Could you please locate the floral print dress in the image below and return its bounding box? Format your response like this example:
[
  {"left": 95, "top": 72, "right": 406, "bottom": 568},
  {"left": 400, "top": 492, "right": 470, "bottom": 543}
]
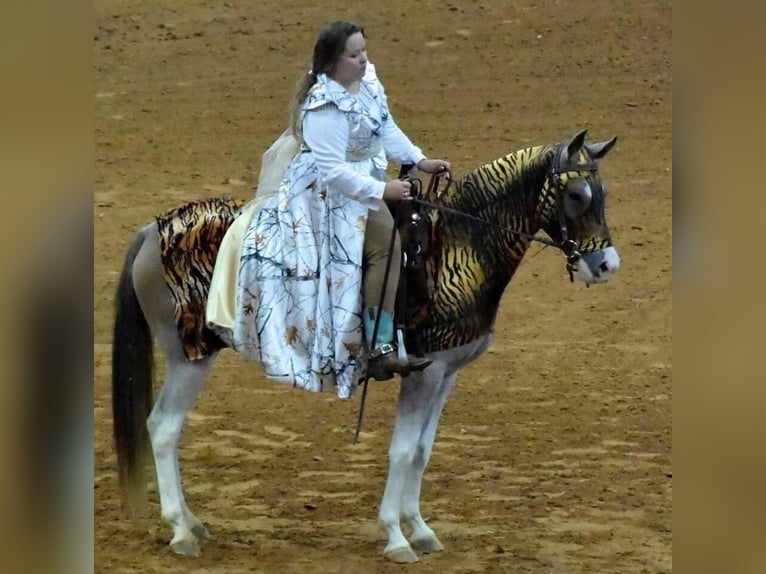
[{"left": 231, "top": 64, "right": 424, "bottom": 398}]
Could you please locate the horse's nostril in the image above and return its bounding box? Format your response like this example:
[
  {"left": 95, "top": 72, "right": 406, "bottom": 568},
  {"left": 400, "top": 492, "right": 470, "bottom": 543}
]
[{"left": 599, "top": 261, "right": 610, "bottom": 272}]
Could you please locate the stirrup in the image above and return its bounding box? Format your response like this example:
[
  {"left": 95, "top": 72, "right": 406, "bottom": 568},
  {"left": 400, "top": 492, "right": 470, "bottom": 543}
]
[
  {"left": 407, "top": 356, "right": 432, "bottom": 372},
  {"left": 366, "top": 344, "right": 432, "bottom": 381},
  {"left": 367, "top": 344, "right": 397, "bottom": 381},
  {"left": 369, "top": 343, "right": 396, "bottom": 360}
]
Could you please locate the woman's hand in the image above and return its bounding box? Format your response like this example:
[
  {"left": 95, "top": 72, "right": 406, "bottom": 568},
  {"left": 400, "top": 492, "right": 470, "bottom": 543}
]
[
  {"left": 383, "top": 179, "right": 413, "bottom": 201},
  {"left": 417, "top": 158, "right": 452, "bottom": 178}
]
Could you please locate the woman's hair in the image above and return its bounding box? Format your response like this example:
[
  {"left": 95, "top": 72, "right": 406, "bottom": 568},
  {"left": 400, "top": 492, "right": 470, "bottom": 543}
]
[{"left": 289, "top": 21, "right": 365, "bottom": 138}]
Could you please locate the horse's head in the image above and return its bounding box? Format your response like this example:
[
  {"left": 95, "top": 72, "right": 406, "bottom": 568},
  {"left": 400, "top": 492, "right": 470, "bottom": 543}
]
[{"left": 540, "top": 129, "right": 620, "bottom": 285}]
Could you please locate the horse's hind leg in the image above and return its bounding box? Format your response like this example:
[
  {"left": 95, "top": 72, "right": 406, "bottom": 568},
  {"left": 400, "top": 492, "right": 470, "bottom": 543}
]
[
  {"left": 147, "top": 357, "right": 212, "bottom": 556},
  {"left": 133, "top": 224, "right": 214, "bottom": 556}
]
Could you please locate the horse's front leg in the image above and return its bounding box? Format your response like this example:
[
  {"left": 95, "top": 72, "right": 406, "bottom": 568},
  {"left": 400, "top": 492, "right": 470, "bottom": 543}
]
[
  {"left": 402, "top": 371, "right": 457, "bottom": 554},
  {"left": 378, "top": 365, "right": 446, "bottom": 563}
]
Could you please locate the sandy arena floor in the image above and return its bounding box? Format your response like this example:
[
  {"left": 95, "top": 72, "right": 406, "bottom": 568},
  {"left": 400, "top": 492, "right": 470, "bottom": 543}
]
[{"left": 94, "top": 1, "right": 672, "bottom": 572}]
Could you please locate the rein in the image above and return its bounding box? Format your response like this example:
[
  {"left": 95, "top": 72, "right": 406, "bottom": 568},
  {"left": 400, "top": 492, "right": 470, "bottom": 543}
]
[
  {"left": 411, "top": 196, "right": 560, "bottom": 249},
  {"left": 411, "top": 145, "right": 601, "bottom": 281},
  {"left": 353, "top": 145, "right": 603, "bottom": 442}
]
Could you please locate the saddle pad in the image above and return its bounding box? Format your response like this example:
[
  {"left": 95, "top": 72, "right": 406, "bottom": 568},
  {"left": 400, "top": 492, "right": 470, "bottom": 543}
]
[{"left": 155, "top": 197, "right": 246, "bottom": 360}]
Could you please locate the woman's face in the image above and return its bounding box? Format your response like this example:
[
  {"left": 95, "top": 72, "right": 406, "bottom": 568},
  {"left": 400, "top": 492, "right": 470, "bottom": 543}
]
[{"left": 331, "top": 32, "right": 367, "bottom": 88}]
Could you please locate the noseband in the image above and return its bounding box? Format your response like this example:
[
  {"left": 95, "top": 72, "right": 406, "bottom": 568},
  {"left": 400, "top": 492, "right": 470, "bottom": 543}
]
[
  {"left": 406, "top": 143, "right": 604, "bottom": 282},
  {"left": 549, "top": 144, "right": 600, "bottom": 282}
]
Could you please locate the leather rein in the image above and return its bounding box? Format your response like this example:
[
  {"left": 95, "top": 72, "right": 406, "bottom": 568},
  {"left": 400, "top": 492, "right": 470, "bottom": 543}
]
[{"left": 406, "top": 144, "right": 601, "bottom": 282}]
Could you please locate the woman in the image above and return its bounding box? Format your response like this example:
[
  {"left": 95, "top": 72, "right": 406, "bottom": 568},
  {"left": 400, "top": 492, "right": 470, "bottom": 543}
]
[{"left": 228, "top": 21, "right": 450, "bottom": 397}]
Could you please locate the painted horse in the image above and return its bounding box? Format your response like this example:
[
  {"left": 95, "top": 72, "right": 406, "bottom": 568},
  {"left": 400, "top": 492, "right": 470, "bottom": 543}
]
[{"left": 111, "top": 129, "right": 620, "bottom": 563}]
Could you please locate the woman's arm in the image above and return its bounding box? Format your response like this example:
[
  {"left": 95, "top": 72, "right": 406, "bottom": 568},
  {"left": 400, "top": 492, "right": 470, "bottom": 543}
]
[
  {"left": 380, "top": 111, "right": 427, "bottom": 168},
  {"left": 375, "top": 75, "right": 451, "bottom": 176},
  {"left": 303, "top": 105, "right": 386, "bottom": 209}
]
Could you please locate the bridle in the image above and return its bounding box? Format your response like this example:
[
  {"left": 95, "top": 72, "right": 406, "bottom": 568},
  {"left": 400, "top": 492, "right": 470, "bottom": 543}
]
[
  {"left": 549, "top": 143, "right": 601, "bottom": 281},
  {"left": 354, "top": 145, "right": 605, "bottom": 442},
  {"left": 409, "top": 143, "right": 603, "bottom": 282}
]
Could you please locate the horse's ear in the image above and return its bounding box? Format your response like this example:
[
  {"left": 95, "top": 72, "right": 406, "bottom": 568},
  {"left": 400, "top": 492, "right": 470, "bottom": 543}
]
[
  {"left": 585, "top": 136, "right": 618, "bottom": 160},
  {"left": 565, "top": 129, "right": 588, "bottom": 159}
]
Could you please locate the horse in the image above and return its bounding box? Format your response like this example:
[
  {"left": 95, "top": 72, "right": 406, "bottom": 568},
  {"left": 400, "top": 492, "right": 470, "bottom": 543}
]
[{"left": 111, "top": 129, "right": 620, "bottom": 563}]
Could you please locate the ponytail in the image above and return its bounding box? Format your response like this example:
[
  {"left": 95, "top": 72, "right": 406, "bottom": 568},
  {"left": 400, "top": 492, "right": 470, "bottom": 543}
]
[{"left": 289, "top": 71, "right": 317, "bottom": 139}]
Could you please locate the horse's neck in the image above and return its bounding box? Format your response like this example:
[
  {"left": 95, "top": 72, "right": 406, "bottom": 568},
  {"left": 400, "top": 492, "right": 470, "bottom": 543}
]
[
  {"left": 437, "top": 146, "right": 552, "bottom": 292},
  {"left": 417, "top": 146, "right": 552, "bottom": 353}
]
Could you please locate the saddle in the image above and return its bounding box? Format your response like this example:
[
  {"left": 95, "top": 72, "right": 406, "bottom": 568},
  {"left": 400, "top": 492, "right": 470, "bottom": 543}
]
[
  {"left": 385, "top": 165, "right": 445, "bottom": 356},
  {"left": 155, "top": 174, "right": 444, "bottom": 364}
]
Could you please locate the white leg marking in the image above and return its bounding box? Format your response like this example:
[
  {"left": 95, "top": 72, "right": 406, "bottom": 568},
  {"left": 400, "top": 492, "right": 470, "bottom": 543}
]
[
  {"left": 403, "top": 372, "right": 456, "bottom": 553},
  {"left": 378, "top": 365, "right": 447, "bottom": 561},
  {"left": 147, "top": 359, "right": 211, "bottom": 556}
]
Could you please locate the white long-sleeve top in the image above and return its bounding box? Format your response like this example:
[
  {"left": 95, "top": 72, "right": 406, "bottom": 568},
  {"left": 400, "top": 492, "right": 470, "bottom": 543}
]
[
  {"left": 229, "top": 65, "right": 427, "bottom": 398},
  {"left": 301, "top": 65, "right": 426, "bottom": 210}
]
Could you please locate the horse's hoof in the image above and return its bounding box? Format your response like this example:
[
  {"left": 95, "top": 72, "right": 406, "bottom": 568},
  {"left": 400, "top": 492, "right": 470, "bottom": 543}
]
[
  {"left": 191, "top": 523, "right": 212, "bottom": 540},
  {"left": 170, "top": 536, "right": 200, "bottom": 557},
  {"left": 411, "top": 535, "right": 444, "bottom": 554},
  {"left": 383, "top": 545, "right": 419, "bottom": 563}
]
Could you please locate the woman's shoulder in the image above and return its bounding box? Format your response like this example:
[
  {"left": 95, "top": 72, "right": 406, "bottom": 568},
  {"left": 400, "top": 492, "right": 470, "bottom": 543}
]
[
  {"left": 361, "top": 62, "right": 388, "bottom": 105},
  {"left": 361, "top": 62, "right": 386, "bottom": 93},
  {"left": 304, "top": 74, "right": 357, "bottom": 112},
  {"left": 303, "top": 62, "right": 384, "bottom": 112},
  {"left": 362, "top": 62, "right": 380, "bottom": 83}
]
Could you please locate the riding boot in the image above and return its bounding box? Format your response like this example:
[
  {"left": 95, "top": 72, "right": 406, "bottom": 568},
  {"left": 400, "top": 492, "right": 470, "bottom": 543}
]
[{"left": 363, "top": 307, "right": 432, "bottom": 381}]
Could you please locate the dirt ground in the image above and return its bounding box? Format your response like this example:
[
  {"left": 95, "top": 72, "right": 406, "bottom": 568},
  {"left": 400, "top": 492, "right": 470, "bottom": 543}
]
[{"left": 94, "top": 1, "right": 672, "bottom": 572}]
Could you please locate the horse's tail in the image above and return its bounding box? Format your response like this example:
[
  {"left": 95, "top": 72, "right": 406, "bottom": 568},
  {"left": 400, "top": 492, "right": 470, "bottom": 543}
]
[{"left": 111, "top": 226, "right": 154, "bottom": 515}]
